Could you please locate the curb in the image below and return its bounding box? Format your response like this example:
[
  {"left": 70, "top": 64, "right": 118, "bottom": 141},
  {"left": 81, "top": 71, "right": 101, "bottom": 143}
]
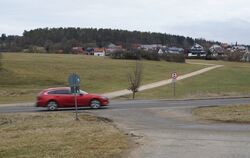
[
  {"left": 1, "top": 96, "right": 250, "bottom": 107},
  {"left": 151, "top": 96, "right": 250, "bottom": 102},
  {"left": 0, "top": 102, "right": 34, "bottom": 107}
]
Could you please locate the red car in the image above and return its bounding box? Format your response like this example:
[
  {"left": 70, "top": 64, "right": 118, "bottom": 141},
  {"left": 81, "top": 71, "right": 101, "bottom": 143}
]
[{"left": 36, "top": 87, "right": 109, "bottom": 110}]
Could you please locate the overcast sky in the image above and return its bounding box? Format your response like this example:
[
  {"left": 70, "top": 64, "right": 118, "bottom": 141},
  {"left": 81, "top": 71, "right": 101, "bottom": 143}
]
[{"left": 1, "top": 0, "right": 250, "bottom": 44}]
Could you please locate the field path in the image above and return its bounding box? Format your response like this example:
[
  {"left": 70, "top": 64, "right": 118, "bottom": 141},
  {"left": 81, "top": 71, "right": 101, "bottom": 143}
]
[{"left": 102, "top": 63, "right": 223, "bottom": 99}]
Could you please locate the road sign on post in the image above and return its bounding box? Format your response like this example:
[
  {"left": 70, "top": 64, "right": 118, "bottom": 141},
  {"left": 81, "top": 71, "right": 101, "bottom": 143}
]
[
  {"left": 68, "top": 73, "right": 81, "bottom": 121},
  {"left": 68, "top": 73, "right": 80, "bottom": 87},
  {"left": 171, "top": 72, "right": 178, "bottom": 80},
  {"left": 171, "top": 72, "right": 178, "bottom": 97}
]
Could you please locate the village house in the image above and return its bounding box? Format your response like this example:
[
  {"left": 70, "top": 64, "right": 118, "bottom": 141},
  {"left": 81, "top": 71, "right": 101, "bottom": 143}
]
[
  {"left": 209, "top": 44, "right": 224, "bottom": 56},
  {"left": 221, "top": 43, "right": 230, "bottom": 49},
  {"left": 106, "top": 43, "right": 123, "bottom": 52},
  {"left": 158, "top": 47, "right": 184, "bottom": 54},
  {"left": 188, "top": 43, "right": 206, "bottom": 57},
  {"left": 93, "top": 48, "right": 106, "bottom": 56},
  {"left": 241, "top": 49, "right": 250, "bottom": 62},
  {"left": 139, "top": 44, "right": 163, "bottom": 51},
  {"left": 232, "top": 45, "right": 247, "bottom": 53},
  {"left": 71, "top": 47, "right": 84, "bottom": 54},
  {"left": 224, "top": 42, "right": 247, "bottom": 53},
  {"left": 158, "top": 48, "right": 165, "bottom": 54},
  {"left": 105, "top": 43, "right": 124, "bottom": 55},
  {"left": 85, "top": 47, "right": 94, "bottom": 55},
  {"left": 167, "top": 47, "right": 184, "bottom": 54},
  {"left": 131, "top": 44, "right": 141, "bottom": 50}
]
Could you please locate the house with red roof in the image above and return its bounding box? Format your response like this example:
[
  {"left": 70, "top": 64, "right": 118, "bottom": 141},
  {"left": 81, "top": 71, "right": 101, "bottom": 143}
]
[
  {"left": 93, "top": 48, "right": 106, "bottom": 56},
  {"left": 72, "top": 47, "right": 84, "bottom": 54}
]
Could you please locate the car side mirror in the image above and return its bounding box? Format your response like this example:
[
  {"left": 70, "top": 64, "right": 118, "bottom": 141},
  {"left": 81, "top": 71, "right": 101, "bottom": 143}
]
[{"left": 79, "top": 93, "right": 83, "bottom": 96}]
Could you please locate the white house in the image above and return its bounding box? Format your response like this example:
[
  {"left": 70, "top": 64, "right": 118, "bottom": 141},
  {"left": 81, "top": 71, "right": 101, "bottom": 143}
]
[
  {"left": 232, "top": 45, "right": 247, "bottom": 53},
  {"left": 158, "top": 47, "right": 184, "bottom": 54},
  {"left": 168, "top": 47, "right": 184, "bottom": 54},
  {"left": 139, "top": 44, "right": 163, "bottom": 51},
  {"left": 157, "top": 48, "right": 165, "bottom": 54},
  {"left": 188, "top": 43, "right": 206, "bottom": 57},
  {"left": 106, "top": 43, "right": 123, "bottom": 53},
  {"left": 93, "top": 48, "right": 106, "bottom": 56},
  {"left": 209, "top": 44, "right": 224, "bottom": 56}
]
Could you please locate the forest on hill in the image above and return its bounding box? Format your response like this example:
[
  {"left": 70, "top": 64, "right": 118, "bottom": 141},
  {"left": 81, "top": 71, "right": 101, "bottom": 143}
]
[{"left": 0, "top": 27, "right": 220, "bottom": 53}]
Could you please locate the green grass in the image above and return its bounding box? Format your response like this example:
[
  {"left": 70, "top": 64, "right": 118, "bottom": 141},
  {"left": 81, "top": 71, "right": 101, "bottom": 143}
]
[
  {"left": 0, "top": 53, "right": 205, "bottom": 103},
  {"left": 126, "top": 60, "right": 250, "bottom": 99},
  {"left": 193, "top": 105, "right": 250, "bottom": 123},
  {"left": 0, "top": 112, "right": 128, "bottom": 158}
]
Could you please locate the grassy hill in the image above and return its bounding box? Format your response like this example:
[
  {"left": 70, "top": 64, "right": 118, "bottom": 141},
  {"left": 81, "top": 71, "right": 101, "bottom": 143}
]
[
  {"left": 0, "top": 53, "right": 205, "bottom": 103},
  {"left": 128, "top": 60, "right": 250, "bottom": 99}
]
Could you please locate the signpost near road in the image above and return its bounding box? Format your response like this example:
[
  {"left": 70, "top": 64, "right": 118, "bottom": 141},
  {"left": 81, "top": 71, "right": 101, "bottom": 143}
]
[
  {"left": 171, "top": 72, "right": 178, "bottom": 97},
  {"left": 68, "top": 73, "right": 81, "bottom": 120}
]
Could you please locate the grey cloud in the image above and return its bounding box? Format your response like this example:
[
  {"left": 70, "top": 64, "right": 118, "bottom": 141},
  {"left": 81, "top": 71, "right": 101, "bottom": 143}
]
[
  {"left": 0, "top": 0, "right": 250, "bottom": 44},
  {"left": 163, "top": 19, "right": 250, "bottom": 44}
]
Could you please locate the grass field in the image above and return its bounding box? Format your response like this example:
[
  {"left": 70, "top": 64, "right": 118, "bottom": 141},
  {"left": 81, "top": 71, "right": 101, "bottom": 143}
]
[
  {"left": 126, "top": 60, "right": 250, "bottom": 99},
  {"left": 0, "top": 53, "right": 205, "bottom": 103},
  {"left": 0, "top": 112, "right": 128, "bottom": 158},
  {"left": 193, "top": 105, "right": 250, "bottom": 123}
]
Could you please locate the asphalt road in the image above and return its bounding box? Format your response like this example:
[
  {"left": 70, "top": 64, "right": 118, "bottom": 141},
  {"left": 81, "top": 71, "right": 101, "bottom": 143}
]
[{"left": 1, "top": 98, "right": 250, "bottom": 158}]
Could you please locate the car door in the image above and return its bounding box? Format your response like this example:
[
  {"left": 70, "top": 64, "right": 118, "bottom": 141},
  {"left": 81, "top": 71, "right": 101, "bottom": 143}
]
[
  {"left": 77, "top": 93, "right": 89, "bottom": 107},
  {"left": 54, "top": 89, "right": 74, "bottom": 107}
]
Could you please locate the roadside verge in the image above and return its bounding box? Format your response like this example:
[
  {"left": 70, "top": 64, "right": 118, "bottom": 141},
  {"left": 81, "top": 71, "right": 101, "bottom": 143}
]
[{"left": 0, "top": 63, "right": 223, "bottom": 107}]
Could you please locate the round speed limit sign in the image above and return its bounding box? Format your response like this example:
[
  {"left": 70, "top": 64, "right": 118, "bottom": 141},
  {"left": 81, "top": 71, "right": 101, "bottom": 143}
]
[{"left": 171, "top": 72, "right": 178, "bottom": 79}]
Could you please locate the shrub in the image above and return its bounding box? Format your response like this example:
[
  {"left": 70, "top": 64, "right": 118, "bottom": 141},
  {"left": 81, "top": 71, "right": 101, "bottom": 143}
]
[
  {"left": 224, "top": 52, "right": 245, "bottom": 62},
  {"left": 161, "top": 53, "right": 185, "bottom": 63},
  {"left": 110, "top": 50, "right": 185, "bottom": 63},
  {"left": 123, "top": 51, "right": 141, "bottom": 60},
  {"left": 110, "top": 50, "right": 140, "bottom": 60},
  {"left": 241, "top": 52, "right": 250, "bottom": 62},
  {"left": 28, "top": 46, "right": 46, "bottom": 53},
  {"left": 141, "top": 51, "right": 160, "bottom": 61}
]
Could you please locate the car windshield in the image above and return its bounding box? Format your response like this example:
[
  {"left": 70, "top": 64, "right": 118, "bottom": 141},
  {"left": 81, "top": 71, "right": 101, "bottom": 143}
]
[{"left": 80, "top": 90, "right": 88, "bottom": 95}]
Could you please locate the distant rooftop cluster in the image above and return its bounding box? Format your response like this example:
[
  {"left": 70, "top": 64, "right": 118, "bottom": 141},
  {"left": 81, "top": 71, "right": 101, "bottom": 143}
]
[
  {"left": 0, "top": 28, "right": 249, "bottom": 61},
  {"left": 68, "top": 42, "right": 249, "bottom": 59}
]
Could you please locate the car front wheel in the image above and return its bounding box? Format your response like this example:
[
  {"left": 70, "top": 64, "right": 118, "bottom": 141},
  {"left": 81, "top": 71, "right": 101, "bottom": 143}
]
[
  {"left": 47, "top": 101, "right": 58, "bottom": 111},
  {"left": 90, "top": 99, "right": 101, "bottom": 109}
]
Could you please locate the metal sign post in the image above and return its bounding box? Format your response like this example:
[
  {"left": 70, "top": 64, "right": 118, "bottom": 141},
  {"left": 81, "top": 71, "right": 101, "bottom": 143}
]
[
  {"left": 74, "top": 86, "right": 78, "bottom": 121},
  {"left": 172, "top": 79, "right": 176, "bottom": 96},
  {"left": 171, "top": 72, "right": 178, "bottom": 97},
  {"left": 68, "top": 73, "right": 80, "bottom": 121}
]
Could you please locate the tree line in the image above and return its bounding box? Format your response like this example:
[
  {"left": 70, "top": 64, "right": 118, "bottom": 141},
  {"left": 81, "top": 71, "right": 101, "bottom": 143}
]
[{"left": 0, "top": 27, "right": 220, "bottom": 53}]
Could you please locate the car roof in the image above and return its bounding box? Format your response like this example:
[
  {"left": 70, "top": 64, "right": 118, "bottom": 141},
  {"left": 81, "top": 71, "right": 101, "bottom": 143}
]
[{"left": 44, "top": 87, "right": 70, "bottom": 91}]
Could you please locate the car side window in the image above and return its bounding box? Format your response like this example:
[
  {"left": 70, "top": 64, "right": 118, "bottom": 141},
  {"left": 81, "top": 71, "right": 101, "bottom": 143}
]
[
  {"left": 48, "top": 90, "right": 70, "bottom": 95},
  {"left": 56, "top": 90, "right": 70, "bottom": 94},
  {"left": 48, "top": 90, "right": 56, "bottom": 94}
]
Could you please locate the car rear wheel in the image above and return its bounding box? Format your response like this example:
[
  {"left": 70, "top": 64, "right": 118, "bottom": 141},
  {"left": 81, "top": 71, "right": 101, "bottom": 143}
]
[
  {"left": 90, "top": 99, "right": 101, "bottom": 109},
  {"left": 47, "top": 101, "right": 58, "bottom": 111}
]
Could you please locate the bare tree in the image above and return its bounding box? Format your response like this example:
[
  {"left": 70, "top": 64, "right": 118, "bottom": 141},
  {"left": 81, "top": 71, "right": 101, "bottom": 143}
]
[{"left": 127, "top": 61, "right": 143, "bottom": 99}]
